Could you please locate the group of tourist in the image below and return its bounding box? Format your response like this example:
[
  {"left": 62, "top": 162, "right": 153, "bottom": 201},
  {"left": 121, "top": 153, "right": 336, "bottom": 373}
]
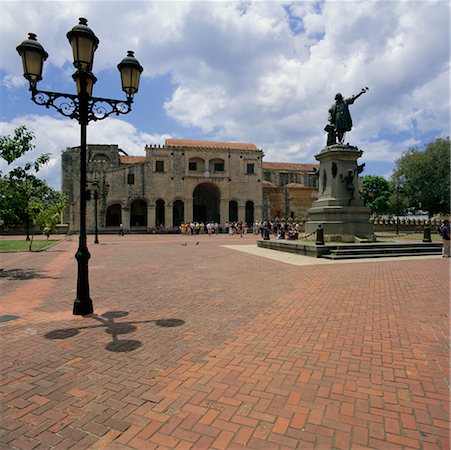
[
  {"left": 178, "top": 220, "right": 304, "bottom": 240},
  {"left": 179, "top": 221, "right": 251, "bottom": 236},
  {"left": 257, "top": 220, "right": 302, "bottom": 240}
]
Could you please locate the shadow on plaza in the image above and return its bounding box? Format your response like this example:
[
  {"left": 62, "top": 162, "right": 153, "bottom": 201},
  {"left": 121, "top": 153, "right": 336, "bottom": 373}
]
[
  {"left": 44, "top": 311, "right": 185, "bottom": 352},
  {"left": 0, "top": 268, "right": 60, "bottom": 281}
]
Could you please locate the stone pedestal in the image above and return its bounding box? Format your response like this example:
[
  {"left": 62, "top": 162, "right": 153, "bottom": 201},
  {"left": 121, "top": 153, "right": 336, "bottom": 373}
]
[{"left": 305, "top": 144, "right": 373, "bottom": 242}]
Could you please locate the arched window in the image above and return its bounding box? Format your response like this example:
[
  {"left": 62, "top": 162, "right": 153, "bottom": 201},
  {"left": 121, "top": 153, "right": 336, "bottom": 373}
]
[
  {"left": 188, "top": 157, "right": 205, "bottom": 172},
  {"left": 91, "top": 154, "right": 110, "bottom": 163},
  {"left": 156, "top": 199, "right": 165, "bottom": 227},
  {"left": 106, "top": 204, "right": 121, "bottom": 226},
  {"left": 209, "top": 158, "right": 225, "bottom": 173},
  {"left": 229, "top": 200, "right": 238, "bottom": 222},
  {"left": 130, "top": 199, "right": 147, "bottom": 227}
]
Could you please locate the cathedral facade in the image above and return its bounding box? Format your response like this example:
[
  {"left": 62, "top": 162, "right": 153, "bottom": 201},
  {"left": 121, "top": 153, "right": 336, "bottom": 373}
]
[{"left": 61, "top": 139, "right": 318, "bottom": 233}]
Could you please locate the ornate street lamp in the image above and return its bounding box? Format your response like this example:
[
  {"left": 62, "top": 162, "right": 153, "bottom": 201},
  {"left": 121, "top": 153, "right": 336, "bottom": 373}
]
[
  {"left": 88, "top": 161, "right": 100, "bottom": 245},
  {"left": 86, "top": 180, "right": 100, "bottom": 245},
  {"left": 17, "top": 18, "right": 143, "bottom": 316}
]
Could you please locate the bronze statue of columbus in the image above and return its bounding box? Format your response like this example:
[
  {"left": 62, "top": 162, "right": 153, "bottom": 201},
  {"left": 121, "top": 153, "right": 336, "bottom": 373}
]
[{"left": 326, "top": 87, "right": 368, "bottom": 145}]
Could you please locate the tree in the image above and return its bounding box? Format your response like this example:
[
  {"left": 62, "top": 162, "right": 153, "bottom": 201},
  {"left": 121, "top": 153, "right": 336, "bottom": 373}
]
[
  {"left": 393, "top": 137, "right": 450, "bottom": 217},
  {"left": 387, "top": 184, "right": 410, "bottom": 217},
  {"left": 360, "top": 175, "right": 392, "bottom": 216},
  {"left": 28, "top": 194, "right": 67, "bottom": 251},
  {"left": 0, "top": 126, "right": 53, "bottom": 238},
  {"left": 0, "top": 125, "right": 36, "bottom": 164}
]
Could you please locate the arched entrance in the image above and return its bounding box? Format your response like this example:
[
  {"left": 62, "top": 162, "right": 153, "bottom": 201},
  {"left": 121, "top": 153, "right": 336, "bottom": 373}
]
[
  {"left": 229, "top": 200, "right": 238, "bottom": 222},
  {"left": 245, "top": 201, "right": 254, "bottom": 225},
  {"left": 130, "top": 199, "right": 147, "bottom": 227},
  {"left": 156, "top": 199, "right": 165, "bottom": 227},
  {"left": 173, "top": 200, "right": 184, "bottom": 227},
  {"left": 106, "top": 204, "right": 121, "bottom": 226},
  {"left": 193, "top": 183, "right": 220, "bottom": 223}
]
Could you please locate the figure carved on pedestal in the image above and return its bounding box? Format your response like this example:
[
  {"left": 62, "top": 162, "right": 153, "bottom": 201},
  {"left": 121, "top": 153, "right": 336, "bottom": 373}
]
[
  {"left": 340, "top": 169, "right": 356, "bottom": 206},
  {"left": 332, "top": 162, "right": 338, "bottom": 178},
  {"left": 338, "top": 162, "right": 365, "bottom": 206},
  {"left": 325, "top": 87, "right": 369, "bottom": 145}
]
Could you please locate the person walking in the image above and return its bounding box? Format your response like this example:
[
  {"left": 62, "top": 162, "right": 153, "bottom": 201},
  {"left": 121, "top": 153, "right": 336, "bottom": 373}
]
[{"left": 440, "top": 219, "right": 450, "bottom": 257}]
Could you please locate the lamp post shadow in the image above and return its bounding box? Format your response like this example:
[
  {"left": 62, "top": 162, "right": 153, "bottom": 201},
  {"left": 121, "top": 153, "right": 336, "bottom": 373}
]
[{"left": 44, "top": 311, "right": 185, "bottom": 352}]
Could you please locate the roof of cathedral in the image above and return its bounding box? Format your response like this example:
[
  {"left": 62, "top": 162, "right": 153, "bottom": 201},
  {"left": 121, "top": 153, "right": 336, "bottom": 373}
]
[
  {"left": 165, "top": 139, "right": 258, "bottom": 151},
  {"left": 120, "top": 156, "right": 145, "bottom": 164},
  {"left": 262, "top": 162, "right": 318, "bottom": 171},
  {"left": 285, "top": 183, "right": 307, "bottom": 188}
]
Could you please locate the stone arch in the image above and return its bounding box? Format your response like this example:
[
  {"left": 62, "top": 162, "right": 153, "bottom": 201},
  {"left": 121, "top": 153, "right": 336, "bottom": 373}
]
[
  {"left": 245, "top": 201, "right": 254, "bottom": 226},
  {"left": 229, "top": 200, "right": 238, "bottom": 222},
  {"left": 130, "top": 199, "right": 147, "bottom": 227},
  {"left": 106, "top": 204, "right": 122, "bottom": 226},
  {"left": 173, "top": 200, "right": 184, "bottom": 227},
  {"left": 193, "top": 183, "right": 220, "bottom": 223},
  {"left": 156, "top": 199, "right": 165, "bottom": 227}
]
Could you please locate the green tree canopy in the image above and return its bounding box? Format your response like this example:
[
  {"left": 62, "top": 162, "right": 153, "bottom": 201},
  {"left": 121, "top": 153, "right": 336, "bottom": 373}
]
[
  {"left": 0, "top": 125, "right": 36, "bottom": 164},
  {"left": 393, "top": 137, "right": 450, "bottom": 217},
  {"left": 360, "top": 175, "right": 392, "bottom": 216},
  {"left": 0, "top": 126, "right": 65, "bottom": 236}
]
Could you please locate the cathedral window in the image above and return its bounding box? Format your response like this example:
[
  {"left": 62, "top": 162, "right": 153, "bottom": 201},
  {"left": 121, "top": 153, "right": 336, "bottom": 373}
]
[
  {"left": 214, "top": 162, "right": 224, "bottom": 172},
  {"left": 189, "top": 161, "right": 197, "bottom": 171},
  {"left": 155, "top": 161, "right": 164, "bottom": 172},
  {"left": 279, "top": 173, "right": 289, "bottom": 186},
  {"left": 127, "top": 173, "right": 135, "bottom": 184},
  {"left": 246, "top": 163, "right": 255, "bottom": 174}
]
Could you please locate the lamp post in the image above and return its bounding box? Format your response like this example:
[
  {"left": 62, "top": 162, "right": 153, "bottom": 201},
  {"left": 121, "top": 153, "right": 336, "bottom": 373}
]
[
  {"left": 87, "top": 180, "right": 100, "bottom": 244},
  {"left": 17, "top": 18, "right": 143, "bottom": 316},
  {"left": 395, "top": 177, "right": 405, "bottom": 235},
  {"left": 93, "top": 187, "right": 99, "bottom": 244},
  {"left": 89, "top": 161, "right": 101, "bottom": 244}
]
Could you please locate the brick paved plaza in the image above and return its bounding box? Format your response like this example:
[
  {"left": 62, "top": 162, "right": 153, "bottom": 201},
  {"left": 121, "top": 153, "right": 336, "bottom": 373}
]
[{"left": 1, "top": 234, "right": 449, "bottom": 449}]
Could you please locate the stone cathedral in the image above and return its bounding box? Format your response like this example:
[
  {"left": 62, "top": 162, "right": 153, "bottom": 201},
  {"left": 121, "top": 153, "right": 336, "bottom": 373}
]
[{"left": 61, "top": 139, "right": 319, "bottom": 233}]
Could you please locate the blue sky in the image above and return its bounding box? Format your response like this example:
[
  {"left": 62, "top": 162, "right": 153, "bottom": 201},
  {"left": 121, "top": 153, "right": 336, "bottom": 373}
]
[{"left": 1, "top": 0, "right": 449, "bottom": 189}]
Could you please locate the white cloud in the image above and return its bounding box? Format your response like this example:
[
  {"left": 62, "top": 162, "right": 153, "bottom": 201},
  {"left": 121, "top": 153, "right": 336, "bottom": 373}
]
[
  {"left": 0, "top": 115, "right": 169, "bottom": 189},
  {"left": 1, "top": 0, "right": 449, "bottom": 187},
  {"left": 2, "top": 74, "right": 26, "bottom": 90}
]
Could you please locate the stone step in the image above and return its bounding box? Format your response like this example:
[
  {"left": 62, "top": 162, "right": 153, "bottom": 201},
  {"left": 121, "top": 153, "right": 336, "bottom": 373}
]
[
  {"left": 257, "top": 239, "right": 443, "bottom": 259},
  {"left": 322, "top": 251, "right": 441, "bottom": 260},
  {"left": 327, "top": 246, "right": 441, "bottom": 256},
  {"left": 327, "top": 243, "right": 442, "bottom": 250}
]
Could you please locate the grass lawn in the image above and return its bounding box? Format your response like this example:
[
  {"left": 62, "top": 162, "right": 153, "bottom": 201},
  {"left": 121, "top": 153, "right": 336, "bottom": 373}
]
[{"left": 0, "top": 239, "right": 60, "bottom": 252}]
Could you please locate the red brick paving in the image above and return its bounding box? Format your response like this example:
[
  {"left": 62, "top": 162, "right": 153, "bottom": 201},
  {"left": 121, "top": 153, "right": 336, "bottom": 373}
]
[{"left": 0, "top": 234, "right": 449, "bottom": 449}]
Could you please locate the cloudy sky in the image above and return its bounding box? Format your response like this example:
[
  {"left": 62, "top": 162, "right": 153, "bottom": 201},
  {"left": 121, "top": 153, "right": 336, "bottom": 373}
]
[{"left": 0, "top": 0, "right": 449, "bottom": 189}]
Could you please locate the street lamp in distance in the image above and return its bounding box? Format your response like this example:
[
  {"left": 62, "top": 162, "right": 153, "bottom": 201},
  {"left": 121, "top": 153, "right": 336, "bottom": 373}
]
[{"left": 17, "top": 18, "right": 143, "bottom": 316}]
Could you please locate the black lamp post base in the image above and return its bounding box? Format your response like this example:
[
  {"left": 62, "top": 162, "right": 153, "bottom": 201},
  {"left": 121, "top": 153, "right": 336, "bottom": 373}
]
[{"left": 73, "top": 298, "right": 94, "bottom": 315}]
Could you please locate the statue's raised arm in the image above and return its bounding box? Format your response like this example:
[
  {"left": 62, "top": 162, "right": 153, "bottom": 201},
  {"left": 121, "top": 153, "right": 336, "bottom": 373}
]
[
  {"left": 348, "top": 86, "right": 369, "bottom": 105},
  {"left": 326, "top": 87, "right": 369, "bottom": 145}
]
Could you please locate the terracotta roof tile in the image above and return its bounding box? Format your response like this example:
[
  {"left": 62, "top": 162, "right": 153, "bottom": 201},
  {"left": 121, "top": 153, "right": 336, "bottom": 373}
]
[
  {"left": 120, "top": 156, "right": 146, "bottom": 164},
  {"left": 285, "top": 183, "right": 307, "bottom": 188},
  {"left": 263, "top": 180, "right": 278, "bottom": 188},
  {"left": 166, "top": 139, "right": 258, "bottom": 151},
  {"left": 263, "top": 161, "right": 318, "bottom": 171}
]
